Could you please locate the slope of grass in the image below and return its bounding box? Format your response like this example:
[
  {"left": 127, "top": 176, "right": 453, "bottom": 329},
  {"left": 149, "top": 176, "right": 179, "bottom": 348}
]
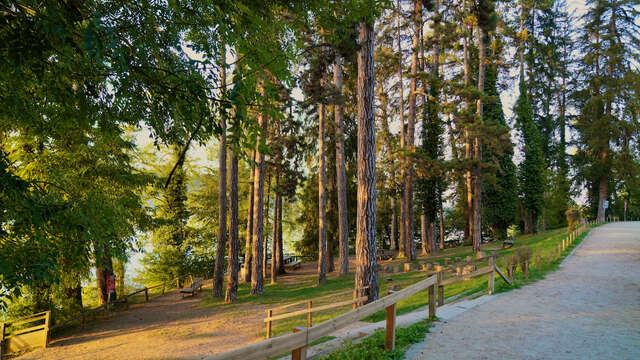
[{"left": 198, "top": 225, "right": 594, "bottom": 338}]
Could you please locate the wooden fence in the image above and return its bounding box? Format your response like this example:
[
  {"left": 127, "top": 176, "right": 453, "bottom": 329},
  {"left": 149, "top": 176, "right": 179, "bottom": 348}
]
[
  {"left": 0, "top": 311, "right": 50, "bottom": 357},
  {"left": 217, "top": 223, "right": 593, "bottom": 360},
  {"left": 49, "top": 274, "right": 194, "bottom": 332}
]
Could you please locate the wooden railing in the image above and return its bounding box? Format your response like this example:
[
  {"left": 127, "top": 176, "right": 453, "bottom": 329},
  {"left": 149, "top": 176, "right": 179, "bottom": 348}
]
[
  {"left": 264, "top": 286, "right": 370, "bottom": 338},
  {"left": 50, "top": 274, "right": 194, "bottom": 332},
  {"left": 216, "top": 224, "right": 593, "bottom": 360},
  {"left": 0, "top": 311, "right": 51, "bottom": 357},
  {"left": 214, "top": 275, "right": 438, "bottom": 360}
]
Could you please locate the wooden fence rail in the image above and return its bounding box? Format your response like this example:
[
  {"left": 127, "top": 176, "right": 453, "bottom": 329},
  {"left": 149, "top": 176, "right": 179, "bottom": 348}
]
[
  {"left": 49, "top": 274, "right": 193, "bottom": 332},
  {"left": 214, "top": 275, "right": 438, "bottom": 360},
  {"left": 241, "top": 227, "right": 596, "bottom": 360},
  {"left": 0, "top": 310, "right": 50, "bottom": 357}
]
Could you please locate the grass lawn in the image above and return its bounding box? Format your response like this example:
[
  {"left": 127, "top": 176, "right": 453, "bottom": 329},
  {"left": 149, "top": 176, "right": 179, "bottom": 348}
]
[{"left": 199, "top": 225, "right": 594, "bottom": 339}]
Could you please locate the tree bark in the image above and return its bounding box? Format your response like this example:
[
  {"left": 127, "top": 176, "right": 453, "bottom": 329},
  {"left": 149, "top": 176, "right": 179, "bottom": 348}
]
[
  {"left": 271, "top": 175, "right": 279, "bottom": 284},
  {"left": 355, "top": 20, "right": 379, "bottom": 305},
  {"left": 96, "top": 249, "right": 115, "bottom": 305},
  {"left": 243, "top": 150, "right": 256, "bottom": 283},
  {"left": 421, "top": 211, "right": 428, "bottom": 255},
  {"left": 396, "top": 0, "right": 407, "bottom": 258},
  {"left": 463, "top": 6, "right": 474, "bottom": 247},
  {"left": 472, "top": 28, "right": 486, "bottom": 254},
  {"left": 213, "top": 64, "right": 228, "bottom": 296},
  {"left": 391, "top": 197, "right": 397, "bottom": 250},
  {"left": 318, "top": 76, "right": 328, "bottom": 284},
  {"left": 438, "top": 193, "right": 444, "bottom": 251},
  {"left": 251, "top": 79, "right": 268, "bottom": 295},
  {"left": 334, "top": 57, "right": 350, "bottom": 276},
  {"left": 225, "top": 148, "right": 239, "bottom": 302},
  {"left": 403, "top": 0, "right": 422, "bottom": 261},
  {"left": 264, "top": 174, "right": 271, "bottom": 278},
  {"left": 277, "top": 197, "right": 285, "bottom": 274}
]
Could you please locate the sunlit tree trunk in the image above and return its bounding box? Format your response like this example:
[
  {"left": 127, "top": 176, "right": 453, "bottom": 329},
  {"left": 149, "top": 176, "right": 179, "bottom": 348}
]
[
  {"left": 271, "top": 174, "right": 279, "bottom": 284},
  {"left": 391, "top": 197, "right": 397, "bottom": 250},
  {"left": 251, "top": 80, "right": 268, "bottom": 295},
  {"left": 225, "top": 148, "right": 239, "bottom": 302},
  {"left": 277, "top": 197, "right": 285, "bottom": 274},
  {"left": 213, "top": 62, "right": 228, "bottom": 296},
  {"left": 473, "top": 28, "right": 486, "bottom": 254},
  {"left": 96, "top": 247, "right": 115, "bottom": 305},
  {"left": 396, "top": 0, "right": 407, "bottom": 258},
  {"left": 355, "top": 20, "right": 379, "bottom": 305},
  {"left": 243, "top": 150, "right": 255, "bottom": 283},
  {"left": 334, "top": 57, "right": 350, "bottom": 276},
  {"left": 317, "top": 73, "right": 328, "bottom": 284},
  {"left": 264, "top": 174, "right": 271, "bottom": 277}
]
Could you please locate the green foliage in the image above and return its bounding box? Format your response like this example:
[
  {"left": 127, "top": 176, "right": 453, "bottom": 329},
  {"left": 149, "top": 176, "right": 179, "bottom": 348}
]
[
  {"left": 482, "top": 66, "right": 517, "bottom": 240},
  {"left": 516, "top": 77, "right": 545, "bottom": 232}
]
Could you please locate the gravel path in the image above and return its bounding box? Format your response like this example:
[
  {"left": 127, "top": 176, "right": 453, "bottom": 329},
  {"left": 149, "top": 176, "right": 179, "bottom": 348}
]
[{"left": 411, "top": 222, "right": 640, "bottom": 360}]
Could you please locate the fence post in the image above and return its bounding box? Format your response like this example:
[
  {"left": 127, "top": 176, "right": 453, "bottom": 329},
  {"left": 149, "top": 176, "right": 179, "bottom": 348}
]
[
  {"left": 437, "top": 271, "right": 444, "bottom": 307},
  {"left": 488, "top": 254, "right": 495, "bottom": 295},
  {"left": 266, "top": 309, "right": 272, "bottom": 339},
  {"left": 176, "top": 278, "right": 180, "bottom": 289},
  {"left": 307, "top": 301, "right": 312, "bottom": 328},
  {"left": 558, "top": 243, "right": 561, "bottom": 257},
  {"left": 352, "top": 289, "right": 357, "bottom": 310},
  {"left": 523, "top": 260, "right": 529, "bottom": 280},
  {"left": 385, "top": 290, "right": 396, "bottom": 351},
  {"left": 291, "top": 327, "right": 307, "bottom": 360},
  {"left": 404, "top": 263, "right": 411, "bottom": 272},
  {"left": 145, "top": 288, "right": 149, "bottom": 302},
  {"left": 44, "top": 310, "right": 51, "bottom": 348}
]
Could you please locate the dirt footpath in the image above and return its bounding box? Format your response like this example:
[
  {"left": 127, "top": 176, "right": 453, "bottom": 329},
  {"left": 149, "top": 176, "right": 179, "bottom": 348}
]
[
  {"left": 19, "top": 285, "right": 266, "bottom": 360},
  {"left": 412, "top": 222, "right": 640, "bottom": 360}
]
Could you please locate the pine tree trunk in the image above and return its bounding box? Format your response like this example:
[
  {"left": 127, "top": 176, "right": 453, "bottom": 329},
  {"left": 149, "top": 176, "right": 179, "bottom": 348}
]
[
  {"left": 225, "top": 148, "right": 239, "bottom": 302},
  {"left": 271, "top": 176, "right": 279, "bottom": 284},
  {"left": 473, "top": 28, "right": 486, "bottom": 254},
  {"left": 334, "top": 57, "right": 350, "bottom": 276},
  {"left": 464, "top": 16, "right": 474, "bottom": 247},
  {"left": 264, "top": 174, "right": 271, "bottom": 278},
  {"left": 429, "top": 221, "right": 435, "bottom": 253},
  {"left": 403, "top": 0, "right": 422, "bottom": 261},
  {"left": 438, "top": 193, "right": 445, "bottom": 251},
  {"left": 243, "top": 150, "right": 256, "bottom": 283},
  {"left": 318, "top": 90, "right": 328, "bottom": 284},
  {"left": 96, "top": 250, "right": 115, "bottom": 305},
  {"left": 355, "top": 20, "right": 379, "bottom": 306},
  {"left": 396, "top": 0, "right": 407, "bottom": 258},
  {"left": 421, "top": 211, "right": 428, "bottom": 255},
  {"left": 213, "top": 88, "right": 228, "bottom": 297},
  {"left": 391, "top": 197, "right": 397, "bottom": 251},
  {"left": 277, "top": 197, "right": 285, "bottom": 274},
  {"left": 250, "top": 80, "right": 268, "bottom": 295}
]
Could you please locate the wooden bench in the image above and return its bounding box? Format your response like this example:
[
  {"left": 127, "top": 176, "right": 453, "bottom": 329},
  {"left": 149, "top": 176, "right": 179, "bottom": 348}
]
[
  {"left": 284, "top": 260, "right": 301, "bottom": 271},
  {"left": 180, "top": 277, "right": 203, "bottom": 298},
  {"left": 376, "top": 249, "right": 394, "bottom": 261}
]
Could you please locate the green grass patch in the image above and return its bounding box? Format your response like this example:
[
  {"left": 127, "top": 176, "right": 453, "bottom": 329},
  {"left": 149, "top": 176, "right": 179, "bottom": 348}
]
[
  {"left": 197, "top": 225, "right": 596, "bottom": 339},
  {"left": 319, "top": 318, "right": 434, "bottom": 360}
]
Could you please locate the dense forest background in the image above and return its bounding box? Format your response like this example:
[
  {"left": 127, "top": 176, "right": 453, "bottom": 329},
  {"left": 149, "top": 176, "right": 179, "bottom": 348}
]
[{"left": 1, "top": 0, "right": 638, "bottom": 321}]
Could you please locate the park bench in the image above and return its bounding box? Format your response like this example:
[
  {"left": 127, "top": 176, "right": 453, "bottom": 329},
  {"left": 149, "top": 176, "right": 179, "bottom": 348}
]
[
  {"left": 283, "top": 255, "right": 301, "bottom": 271},
  {"left": 376, "top": 249, "right": 394, "bottom": 261},
  {"left": 180, "top": 277, "right": 203, "bottom": 298}
]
